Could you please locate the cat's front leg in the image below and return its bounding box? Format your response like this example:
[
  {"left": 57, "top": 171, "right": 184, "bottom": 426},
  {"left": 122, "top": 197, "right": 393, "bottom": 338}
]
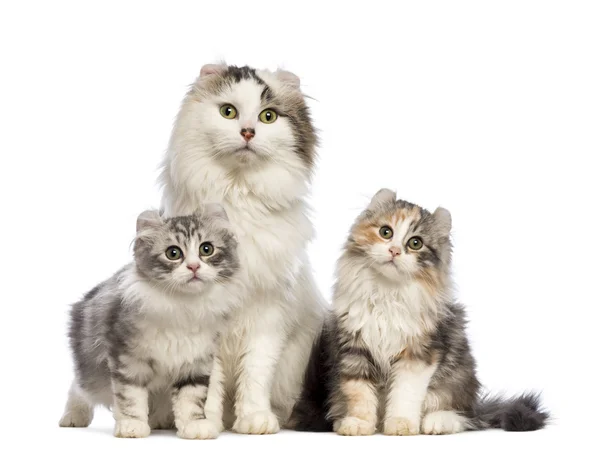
[
  {"left": 232, "top": 305, "right": 285, "bottom": 435},
  {"left": 383, "top": 356, "right": 438, "bottom": 436},
  {"left": 204, "top": 354, "right": 225, "bottom": 433},
  {"left": 172, "top": 373, "right": 219, "bottom": 440},
  {"left": 334, "top": 346, "right": 379, "bottom": 436},
  {"left": 112, "top": 378, "right": 151, "bottom": 438}
]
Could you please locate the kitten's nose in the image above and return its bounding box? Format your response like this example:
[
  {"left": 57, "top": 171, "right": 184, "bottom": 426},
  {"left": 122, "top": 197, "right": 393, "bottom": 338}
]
[
  {"left": 187, "top": 263, "right": 200, "bottom": 273},
  {"left": 240, "top": 128, "right": 255, "bottom": 142},
  {"left": 389, "top": 246, "right": 402, "bottom": 257}
]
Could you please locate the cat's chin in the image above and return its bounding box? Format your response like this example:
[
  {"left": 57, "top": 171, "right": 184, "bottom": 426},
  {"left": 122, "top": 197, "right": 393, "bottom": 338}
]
[
  {"left": 373, "top": 261, "right": 410, "bottom": 282},
  {"left": 171, "top": 279, "right": 211, "bottom": 295}
]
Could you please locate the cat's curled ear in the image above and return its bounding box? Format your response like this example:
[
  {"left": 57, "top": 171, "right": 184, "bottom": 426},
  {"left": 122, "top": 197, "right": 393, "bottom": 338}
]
[
  {"left": 275, "top": 69, "right": 301, "bottom": 89},
  {"left": 136, "top": 210, "right": 163, "bottom": 233},
  {"left": 367, "top": 188, "right": 397, "bottom": 211},
  {"left": 200, "top": 63, "right": 227, "bottom": 78},
  {"left": 433, "top": 207, "right": 452, "bottom": 236},
  {"left": 198, "top": 203, "right": 229, "bottom": 221}
]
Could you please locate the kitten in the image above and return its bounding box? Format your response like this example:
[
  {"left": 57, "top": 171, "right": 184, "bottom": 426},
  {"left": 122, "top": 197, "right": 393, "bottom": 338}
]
[
  {"left": 58, "top": 206, "right": 240, "bottom": 439},
  {"left": 293, "top": 189, "right": 549, "bottom": 435},
  {"left": 159, "top": 64, "right": 326, "bottom": 434}
]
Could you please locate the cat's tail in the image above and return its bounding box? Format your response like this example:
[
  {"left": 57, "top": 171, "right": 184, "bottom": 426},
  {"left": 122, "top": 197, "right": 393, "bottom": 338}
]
[
  {"left": 468, "top": 391, "right": 549, "bottom": 431},
  {"left": 289, "top": 319, "right": 334, "bottom": 432}
]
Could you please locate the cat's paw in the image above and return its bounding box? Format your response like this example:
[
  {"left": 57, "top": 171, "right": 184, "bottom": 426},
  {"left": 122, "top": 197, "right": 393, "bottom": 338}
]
[
  {"left": 59, "top": 410, "right": 93, "bottom": 428},
  {"left": 114, "top": 419, "right": 151, "bottom": 438},
  {"left": 335, "top": 416, "right": 376, "bottom": 436},
  {"left": 383, "top": 417, "right": 420, "bottom": 436},
  {"left": 421, "top": 411, "right": 465, "bottom": 435},
  {"left": 177, "top": 419, "right": 220, "bottom": 440},
  {"left": 233, "top": 410, "right": 280, "bottom": 434}
]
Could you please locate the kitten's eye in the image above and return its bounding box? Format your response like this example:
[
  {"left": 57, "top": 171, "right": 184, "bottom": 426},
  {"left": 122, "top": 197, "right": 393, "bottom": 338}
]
[
  {"left": 165, "top": 246, "right": 183, "bottom": 260},
  {"left": 220, "top": 104, "right": 237, "bottom": 119},
  {"left": 379, "top": 226, "right": 393, "bottom": 239},
  {"left": 199, "top": 242, "right": 214, "bottom": 257},
  {"left": 259, "top": 109, "right": 278, "bottom": 124},
  {"left": 407, "top": 237, "right": 423, "bottom": 250}
]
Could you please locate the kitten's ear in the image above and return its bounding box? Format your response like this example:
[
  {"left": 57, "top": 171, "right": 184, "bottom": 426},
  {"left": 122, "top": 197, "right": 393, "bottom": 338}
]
[
  {"left": 199, "top": 203, "right": 229, "bottom": 221},
  {"left": 136, "top": 210, "right": 163, "bottom": 233},
  {"left": 200, "top": 63, "right": 227, "bottom": 78},
  {"left": 275, "top": 69, "right": 301, "bottom": 89},
  {"left": 367, "top": 188, "right": 397, "bottom": 210},
  {"left": 433, "top": 207, "right": 452, "bottom": 235}
]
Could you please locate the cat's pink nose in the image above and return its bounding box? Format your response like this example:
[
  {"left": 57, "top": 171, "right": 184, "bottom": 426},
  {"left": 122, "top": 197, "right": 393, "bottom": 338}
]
[
  {"left": 240, "top": 128, "right": 255, "bottom": 142},
  {"left": 389, "top": 246, "right": 402, "bottom": 257},
  {"left": 187, "top": 263, "right": 200, "bottom": 273}
]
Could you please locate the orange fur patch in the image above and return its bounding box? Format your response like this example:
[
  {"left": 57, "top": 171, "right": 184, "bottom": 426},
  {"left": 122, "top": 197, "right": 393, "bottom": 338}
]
[
  {"left": 416, "top": 268, "right": 441, "bottom": 298},
  {"left": 341, "top": 379, "right": 378, "bottom": 424}
]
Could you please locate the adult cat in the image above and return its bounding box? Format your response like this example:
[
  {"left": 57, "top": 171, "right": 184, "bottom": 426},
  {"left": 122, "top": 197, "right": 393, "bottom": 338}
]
[{"left": 159, "top": 64, "right": 326, "bottom": 434}]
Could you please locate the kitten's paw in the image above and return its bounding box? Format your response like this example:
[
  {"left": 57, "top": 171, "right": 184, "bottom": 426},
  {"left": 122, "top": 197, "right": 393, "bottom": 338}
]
[
  {"left": 114, "top": 419, "right": 151, "bottom": 438},
  {"left": 59, "top": 410, "right": 93, "bottom": 428},
  {"left": 383, "top": 417, "right": 420, "bottom": 436},
  {"left": 336, "top": 416, "right": 376, "bottom": 436},
  {"left": 177, "top": 419, "right": 220, "bottom": 440},
  {"left": 233, "top": 410, "right": 280, "bottom": 434},
  {"left": 204, "top": 412, "right": 225, "bottom": 433},
  {"left": 421, "top": 411, "right": 466, "bottom": 435}
]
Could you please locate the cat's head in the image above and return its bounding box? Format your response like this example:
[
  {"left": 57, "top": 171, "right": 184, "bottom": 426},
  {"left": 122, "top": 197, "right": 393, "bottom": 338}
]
[
  {"left": 346, "top": 189, "right": 453, "bottom": 284},
  {"left": 133, "top": 204, "right": 239, "bottom": 294},
  {"left": 171, "top": 64, "right": 317, "bottom": 174}
]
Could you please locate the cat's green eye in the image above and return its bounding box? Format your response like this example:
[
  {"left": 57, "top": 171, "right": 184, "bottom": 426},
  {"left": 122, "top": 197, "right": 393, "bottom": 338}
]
[
  {"left": 220, "top": 104, "right": 237, "bottom": 119},
  {"left": 407, "top": 237, "right": 423, "bottom": 250},
  {"left": 165, "top": 246, "right": 183, "bottom": 260},
  {"left": 259, "top": 109, "right": 278, "bottom": 124},
  {"left": 379, "top": 226, "right": 393, "bottom": 239},
  {"left": 199, "top": 242, "right": 214, "bottom": 257}
]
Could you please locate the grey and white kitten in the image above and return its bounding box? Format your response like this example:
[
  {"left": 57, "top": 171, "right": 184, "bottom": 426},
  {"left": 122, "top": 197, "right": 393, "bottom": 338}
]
[
  {"left": 293, "top": 189, "right": 548, "bottom": 434},
  {"left": 58, "top": 206, "right": 239, "bottom": 439}
]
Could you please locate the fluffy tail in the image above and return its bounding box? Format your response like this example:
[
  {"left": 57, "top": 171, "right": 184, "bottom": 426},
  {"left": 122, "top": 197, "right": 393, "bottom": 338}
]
[
  {"left": 289, "top": 322, "right": 334, "bottom": 432},
  {"left": 469, "top": 392, "right": 549, "bottom": 431}
]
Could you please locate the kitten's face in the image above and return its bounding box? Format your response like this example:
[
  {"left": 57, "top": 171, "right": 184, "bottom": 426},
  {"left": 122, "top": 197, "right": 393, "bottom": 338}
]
[
  {"left": 179, "top": 65, "right": 316, "bottom": 171},
  {"left": 347, "top": 189, "right": 452, "bottom": 282},
  {"left": 133, "top": 207, "right": 239, "bottom": 294}
]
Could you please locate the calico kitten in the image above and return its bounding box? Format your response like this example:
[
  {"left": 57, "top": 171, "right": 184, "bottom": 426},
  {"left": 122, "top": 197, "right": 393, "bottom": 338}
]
[
  {"left": 159, "top": 64, "right": 326, "bottom": 434},
  {"left": 58, "top": 205, "right": 239, "bottom": 439},
  {"left": 293, "top": 189, "right": 548, "bottom": 435}
]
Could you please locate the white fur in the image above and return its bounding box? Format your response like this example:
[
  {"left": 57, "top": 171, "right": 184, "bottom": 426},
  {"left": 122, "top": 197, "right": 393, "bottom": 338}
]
[
  {"left": 160, "top": 69, "right": 326, "bottom": 432},
  {"left": 112, "top": 383, "right": 150, "bottom": 437},
  {"left": 384, "top": 360, "right": 437, "bottom": 435},
  {"left": 421, "top": 410, "right": 467, "bottom": 435},
  {"left": 119, "top": 270, "right": 232, "bottom": 391},
  {"left": 114, "top": 418, "right": 151, "bottom": 438},
  {"left": 335, "top": 265, "right": 441, "bottom": 369},
  {"left": 58, "top": 382, "right": 94, "bottom": 428}
]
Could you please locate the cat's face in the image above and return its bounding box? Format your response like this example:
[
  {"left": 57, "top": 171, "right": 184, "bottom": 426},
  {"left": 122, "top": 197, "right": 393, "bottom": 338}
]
[
  {"left": 133, "top": 205, "right": 239, "bottom": 294},
  {"left": 176, "top": 64, "right": 316, "bottom": 171},
  {"left": 347, "top": 189, "right": 452, "bottom": 282}
]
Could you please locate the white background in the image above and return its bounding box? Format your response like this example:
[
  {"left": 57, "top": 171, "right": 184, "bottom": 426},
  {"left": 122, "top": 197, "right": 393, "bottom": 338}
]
[{"left": 1, "top": 1, "right": 598, "bottom": 453}]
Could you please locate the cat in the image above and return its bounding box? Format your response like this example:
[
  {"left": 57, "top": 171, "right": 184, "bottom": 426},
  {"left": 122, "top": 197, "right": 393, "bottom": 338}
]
[
  {"left": 292, "top": 189, "right": 549, "bottom": 435},
  {"left": 58, "top": 205, "right": 240, "bottom": 439},
  {"left": 159, "top": 64, "right": 327, "bottom": 434}
]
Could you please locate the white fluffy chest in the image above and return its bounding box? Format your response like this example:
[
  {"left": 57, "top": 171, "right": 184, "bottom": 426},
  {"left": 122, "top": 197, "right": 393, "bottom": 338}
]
[
  {"left": 136, "top": 326, "right": 215, "bottom": 373},
  {"left": 121, "top": 277, "right": 221, "bottom": 376},
  {"left": 340, "top": 283, "right": 436, "bottom": 367},
  {"left": 225, "top": 200, "right": 312, "bottom": 289}
]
